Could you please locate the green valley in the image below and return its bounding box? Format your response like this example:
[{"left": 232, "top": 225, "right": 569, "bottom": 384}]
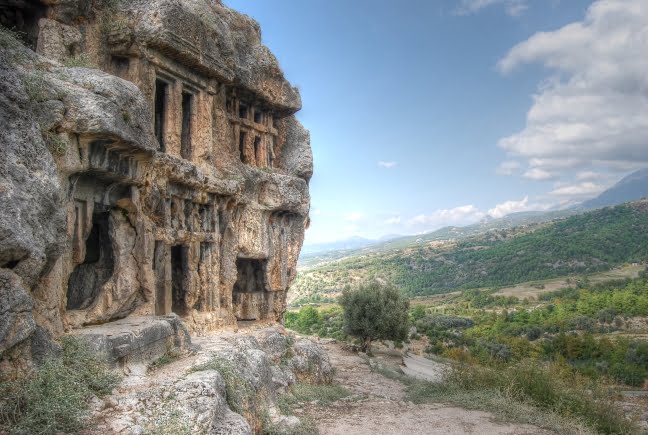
[{"left": 291, "top": 200, "right": 648, "bottom": 305}]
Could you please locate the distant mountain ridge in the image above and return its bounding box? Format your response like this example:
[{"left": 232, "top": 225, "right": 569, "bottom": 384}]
[
  {"left": 300, "top": 168, "right": 648, "bottom": 265},
  {"left": 580, "top": 168, "right": 648, "bottom": 209},
  {"left": 292, "top": 200, "right": 648, "bottom": 303},
  {"left": 301, "top": 236, "right": 377, "bottom": 255}
]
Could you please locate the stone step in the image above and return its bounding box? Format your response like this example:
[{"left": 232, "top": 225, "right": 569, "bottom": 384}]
[{"left": 69, "top": 314, "right": 192, "bottom": 369}]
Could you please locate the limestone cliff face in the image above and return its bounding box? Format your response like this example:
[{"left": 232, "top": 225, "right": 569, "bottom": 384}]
[{"left": 0, "top": 0, "right": 312, "bottom": 376}]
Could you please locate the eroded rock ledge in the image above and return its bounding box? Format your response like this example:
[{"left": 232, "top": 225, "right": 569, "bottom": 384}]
[
  {"left": 89, "top": 328, "right": 333, "bottom": 434},
  {"left": 0, "top": 0, "right": 312, "bottom": 376}
]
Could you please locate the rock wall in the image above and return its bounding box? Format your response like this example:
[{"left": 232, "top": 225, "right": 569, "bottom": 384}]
[{"left": 0, "top": 0, "right": 311, "bottom": 376}]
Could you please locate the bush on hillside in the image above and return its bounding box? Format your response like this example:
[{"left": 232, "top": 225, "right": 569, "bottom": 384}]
[
  {"left": 407, "top": 360, "right": 636, "bottom": 434},
  {"left": 339, "top": 280, "right": 409, "bottom": 352}
]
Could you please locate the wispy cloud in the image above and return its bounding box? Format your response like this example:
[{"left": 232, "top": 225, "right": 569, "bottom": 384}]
[
  {"left": 523, "top": 168, "right": 555, "bottom": 181},
  {"left": 384, "top": 216, "right": 401, "bottom": 225},
  {"left": 378, "top": 161, "right": 398, "bottom": 169},
  {"left": 408, "top": 205, "right": 485, "bottom": 228},
  {"left": 455, "top": 0, "right": 528, "bottom": 17},
  {"left": 575, "top": 171, "right": 601, "bottom": 181},
  {"left": 345, "top": 212, "right": 364, "bottom": 222},
  {"left": 496, "top": 160, "right": 521, "bottom": 176},
  {"left": 549, "top": 182, "right": 603, "bottom": 197}
]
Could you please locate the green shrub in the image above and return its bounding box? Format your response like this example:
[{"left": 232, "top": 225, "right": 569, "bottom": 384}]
[
  {"left": 192, "top": 356, "right": 255, "bottom": 416},
  {"left": 263, "top": 416, "right": 319, "bottom": 435},
  {"left": 339, "top": 280, "right": 409, "bottom": 352},
  {"left": 407, "top": 360, "right": 636, "bottom": 434},
  {"left": 63, "top": 54, "right": 96, "bottom": 68},
  {"left": 0, "top": 26, "right": 25, "bottom": 49},
  {"left": 0, "top": 337, "right": 120, "bottom": 434},
  {"left": 23, "top": 72, "right": 49, "bottom": 102},
  {"left": 146, "top": 408, "right": 192, "bottom": 435},
  {"left": 42, "top": 131, "right": 67, "bottom": 156},
  {"left": 149, "top": 348, "right": 183, "bottom": 371},
  {"left": 192, "top": 354, "right": 275, "bottom": 434}
]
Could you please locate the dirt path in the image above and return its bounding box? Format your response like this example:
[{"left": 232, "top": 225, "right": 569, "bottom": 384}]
[{"left": 304, "top": 342, "right": 552, "bottom": 435}]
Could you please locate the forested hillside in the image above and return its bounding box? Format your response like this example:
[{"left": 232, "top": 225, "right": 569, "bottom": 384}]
[{"left": 291, "top": 201, "right": 648, "bottom": 302}]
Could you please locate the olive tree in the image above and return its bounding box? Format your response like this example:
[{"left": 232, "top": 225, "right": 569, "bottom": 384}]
[{"left": 339, "top": 280, "right": 409, "bottom": 353}]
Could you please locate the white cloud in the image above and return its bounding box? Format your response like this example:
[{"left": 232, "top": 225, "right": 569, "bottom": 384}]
[
  {"left": 496, "top": 160, "right": 521, "bottom": 175},
  {"left": 455, "top": 0, "right": 528, "bottom": 17},
  {"left": 408, "top": 205, "right": 485, "bottom": 228},
  {"left": 345, "top": 212, "right": 364, "bottom": 222},
  {"left": 378, "top": 161, "right": 398, "bottom": 169},
  {"left": 576, "top": 170, "right": 601, "bottom": 181},
  {"left": 384, "top": 216, "right": 401, "bottom": 225},
  {"left": 497, "top": 0, "right": 648, "bottom": 177},
  {"left": 523, "top": 168, "right": 554, "bottom": 180},
  {"left": 311, "top": 208, "right": 322, "bottom": 216},
  {"left": 549, "top": 182, "right": 604, "bottom": 197},
  {"left": 487, "top": 196, "right": 530, "bottom": 218}
]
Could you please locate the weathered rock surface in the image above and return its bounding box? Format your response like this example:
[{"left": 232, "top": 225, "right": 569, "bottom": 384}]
[
  {"left": 0, "top": 0, "right": 312, "bottom": 375},
  {"left": 71, "top": 315, "right": 191, "bottom": 368},
  {"left": 87, "top": 327, "right": 331, "bottom": 434}
]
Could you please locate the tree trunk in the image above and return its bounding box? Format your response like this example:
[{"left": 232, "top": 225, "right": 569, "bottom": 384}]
[{"left": 362, "top": 336, "right": 372, "bottom": 353}]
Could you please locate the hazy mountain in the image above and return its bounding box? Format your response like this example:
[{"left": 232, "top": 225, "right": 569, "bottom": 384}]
[
  {"left": 301, "top": 236, "right": 378, "bottom": 255},
  {"left": 292, "top": 200, "right": 648, "bottom": 302},
  {"left": 299, "top": 168, "right": 648, "bottom": 265},
  {"left": 580, "top": 168, "right": 648, "bottom": 209}
]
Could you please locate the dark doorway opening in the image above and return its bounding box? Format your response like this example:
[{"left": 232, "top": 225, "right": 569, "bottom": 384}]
[
  {"left": 111, "top": 56, "right": 129, "bottom": 80},
  {"left": 180, "top": 91, "right": 193, "bottom": 159},
  {"left": 154, "top": 79, "right": 168, "bottom": 151},
  {"left": 239, "top": 131, "right": 247, "bottom": 163},
  {"left": 0, "top": 0, "right": 46, "bottom": 49},
  {"left": 253, "top": 136, "right": 261, "bottom": 165},
  {"left": 233, "top": 258, "right": 268, "bottom": 321},
  {"left": 67, "top": 210, "right": 114, "bottom": 310},
  {"left": 254, "top": 109, "right": 263, "bottom": 124},
  {"left": 171, "top": 245, "right": 188, "bottom": 315},
  {"left": 233, "top": 258, "right": 268, "bottom": 294},
  {"left": 239, "top": 104, "right": 248, "bottom": 120},
  {"left": 154, "top": 241, "right": 167, "bottom": 315}
]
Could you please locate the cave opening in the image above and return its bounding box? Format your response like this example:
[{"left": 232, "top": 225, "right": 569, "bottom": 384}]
[
  {"left": 67, "top": 210, "right": 114, "bottom": 310},
  {"left": 180, "top": 91, "right": 193, "bottom": 159},
  {"left": 154, "top": 78, "right": 168, "bottom": 151},
  {"left": 233, "top": 258, "right": 268, "bottom": 321},
  {"left": 233, "top": 258, "right": 268, "bottom": 294},
  {"left": 111, "top": 56, "right": 129, "bottom": 79},
  {"left": 0, "top": 0, "right": 47, "bottom": 49},
  {"left": 171, "top": 245, "right": 188, "bottom": 316}
]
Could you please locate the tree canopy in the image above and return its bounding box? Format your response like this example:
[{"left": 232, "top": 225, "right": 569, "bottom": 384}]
[{"left": 339, "top": 280, "right": 409, "bottom": 352}]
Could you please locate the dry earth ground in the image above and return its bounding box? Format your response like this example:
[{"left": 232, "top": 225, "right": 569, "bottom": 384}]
[{"left": 300, "top": 342, "right": 552, "bottom": 435}]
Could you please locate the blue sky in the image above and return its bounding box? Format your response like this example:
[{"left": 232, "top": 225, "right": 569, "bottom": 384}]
[{"left": 224, "top": 0, "right": 648, "bottom": 244}]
